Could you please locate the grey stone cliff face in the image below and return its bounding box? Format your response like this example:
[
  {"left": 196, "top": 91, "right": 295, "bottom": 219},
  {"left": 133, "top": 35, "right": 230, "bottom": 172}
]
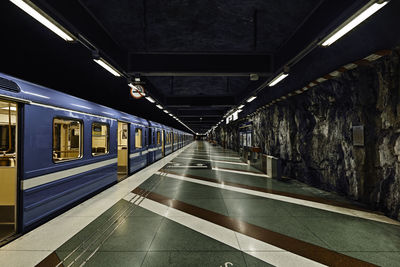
[{"left": 214, "top": 50, "right": 400, "bottom": 220}]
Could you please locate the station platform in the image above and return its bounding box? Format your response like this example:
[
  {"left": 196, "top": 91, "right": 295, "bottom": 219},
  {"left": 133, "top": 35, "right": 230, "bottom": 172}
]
[{"left": 1, "top": 141, "right": 399, "bottom": 267}]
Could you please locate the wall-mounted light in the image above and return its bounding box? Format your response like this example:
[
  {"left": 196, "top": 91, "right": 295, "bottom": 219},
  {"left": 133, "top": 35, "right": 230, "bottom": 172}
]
[
  {"left": 156, "top": 104, "right": 163, "bottom": 109},
  {"left": 246, "top": 96, "right": 257, "bottom": 103},
  {"left": 145, "top": 96, "right": 155, "bottom": 103},
  {"left": 10, "top": 0, "right": 75, "bottom": 42},
  {"left": 320, "top": 0, "right": 389, "bottom": 47},
  {"left": 93, "top": 53, "right": 121, "bottom": 77}
]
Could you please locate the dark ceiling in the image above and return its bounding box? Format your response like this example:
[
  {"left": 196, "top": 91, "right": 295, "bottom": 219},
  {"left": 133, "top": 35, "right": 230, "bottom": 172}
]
[
  {"left": 80, "top": 0, "right": 321, "bottom": 53},
  {"left": 0, "top": 0, "right": 399, "bottom": 133}
]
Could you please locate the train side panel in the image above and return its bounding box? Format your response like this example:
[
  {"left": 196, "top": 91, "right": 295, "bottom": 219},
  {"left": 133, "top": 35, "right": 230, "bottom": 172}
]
[
  {"left": 21, "top": 104, "right": 117, "bottom": 230},
  {"left": 129, "top": 124, "right": 147, "bottom": 173}
]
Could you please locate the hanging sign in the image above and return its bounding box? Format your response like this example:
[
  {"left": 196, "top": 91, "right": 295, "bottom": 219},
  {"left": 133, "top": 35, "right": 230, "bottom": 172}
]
[
  {"left": 226, "top": 110, "right": 240, "bottom": 124},
  {"left": 130, "top": 84, "right": 145, "bottom": 99}
]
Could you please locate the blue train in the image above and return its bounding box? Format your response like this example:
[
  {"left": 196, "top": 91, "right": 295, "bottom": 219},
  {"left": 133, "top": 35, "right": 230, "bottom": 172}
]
[{"left": 0, "top": 72, "right": 193, "bottom": 243}]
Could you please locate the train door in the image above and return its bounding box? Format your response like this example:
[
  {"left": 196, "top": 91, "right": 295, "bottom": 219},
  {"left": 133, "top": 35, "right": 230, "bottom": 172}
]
[
  {"left": 0, "top": 101, "right": 18, "bottom": 243},
  {"left": 161, "top": 130, "right": 165, "bottom": 157},
  {"left": 117, "top": 121, "right": 129, "bottom": 181}
]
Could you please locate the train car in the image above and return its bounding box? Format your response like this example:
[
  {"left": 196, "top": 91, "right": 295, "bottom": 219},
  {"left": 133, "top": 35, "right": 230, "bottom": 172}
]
[
  {"left": 148, "top": 121, "right": 163, "bottom": 163},
  {"left": 178, "top": 130, "right": 184, "bottom": 149},
  {"left": 172, "top": 128, "right": 179, "bottom": 151},
  {"left": 163, "top": 125, "right": 173, "bottom": 156},
  {"left": 0, "top": 72, "right": 192, "bottom": 244},
  {"left": 125, "top": 114, "right": 148, "bottom": 178},
  {"left": 183, "top": 132, "right": 191, "bottom": 146}
]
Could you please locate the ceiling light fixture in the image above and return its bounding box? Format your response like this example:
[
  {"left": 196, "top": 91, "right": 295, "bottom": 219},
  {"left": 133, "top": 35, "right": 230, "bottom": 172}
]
[
  {"left": 10, "top": 0, "right": 75, "bottom": 41},
  {"left": 163, "top": 110, "right": 169, "bottom": 114},
  {"left": 268, "top": 72, "right": 289, "bottom": 87},
  {"left": 238, "top": 104, "right": 245, "bottom": 109},
  {"left": 320, "top": 0, "right": 389, "bottom": 47},
  {"left": 93, "top": 57, "right": 121, "bottom": 77},
  {"left": 246, "top": 96, "right": 257, "bottom": 103},
  {"left": 156, "top": 104, "right": 163, "bottom": 109},
  {"left": 145, "top": 96, "right": 155, "bottom": 103}
]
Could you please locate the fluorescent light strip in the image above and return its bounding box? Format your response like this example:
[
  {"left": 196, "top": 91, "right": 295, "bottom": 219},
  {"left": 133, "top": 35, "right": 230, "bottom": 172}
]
[
  {"left": 238, "top": 104, "right": 245, "bottom": 109},
  {"left": 10, "top": 0, "right": 74, "bottom": 41},
  {"left": 1, "top": 107, "right": 17, "bottom": 111},
  {"left": 321, "top": 1, "right": 389, "bottom": 46},
  {"left": 145, "top": 96, "right": 155, "bottom": 103},
  {"left": 268, "top": 72, "right": 289, "bottom": 87},
  {"left": 246, "top": 96, "right": 257, "bottom": 102},
  {"left": 163, "top": 110, "right": 169, "bottom": 114},
  {"left": 93, "top": 58, "right": 121, "bottom": 77},
  {"left": 156, "top": 104, "right": 163, "bottom": 109}
]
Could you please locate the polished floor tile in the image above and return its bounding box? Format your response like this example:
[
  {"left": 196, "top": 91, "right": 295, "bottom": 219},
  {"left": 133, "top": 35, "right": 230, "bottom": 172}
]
[
  {"left": 4, "top": 141, "right": 399, "bottom": 267},
  {"left": 141, "top": 251, "right": 247, "bottom": 267},
  {"left": 99, "top": 217, "right": 164, "bottom": 252},
  {"left": 85, "top": 251, "right": 146, "bottom": 267},
  {"left": 298, "top": 216, "right": 400, "bottom": 252},
  {"left": 149, "top": 219, "right": 236, "bottom": 252}
]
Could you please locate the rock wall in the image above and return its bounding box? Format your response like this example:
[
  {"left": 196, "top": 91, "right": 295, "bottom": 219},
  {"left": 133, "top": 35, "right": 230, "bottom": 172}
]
[{"left": 214, "top": 49, "right": 400, "bottom": 220}]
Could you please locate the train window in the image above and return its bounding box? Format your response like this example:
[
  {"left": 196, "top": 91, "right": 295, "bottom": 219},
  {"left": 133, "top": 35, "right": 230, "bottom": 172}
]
[
  {"left": 135, "top": 128, "right": 142, "bottom": 148},
  {"left": 53, "top": 118, "right": 83, "bottom": 162},
  {"left": 92, "top": 122, "right": 109, "bottom": 156},
  {"left": 0, "top": 103, "right": 16, "bottom": 154},
  {"left": 157, "top": 131, "right": 161, "bottom": 145}
]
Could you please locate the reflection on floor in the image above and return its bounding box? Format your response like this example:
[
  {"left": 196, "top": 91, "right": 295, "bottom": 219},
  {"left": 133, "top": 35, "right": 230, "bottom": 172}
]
[{"left": 2, "top": 141, "right": 400, "bottom": 267}]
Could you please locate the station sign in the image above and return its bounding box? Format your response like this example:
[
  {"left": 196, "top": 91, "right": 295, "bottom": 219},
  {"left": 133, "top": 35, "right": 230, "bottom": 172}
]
[{"left": 226, "top": 110, "right": 240, "bottom": 124}]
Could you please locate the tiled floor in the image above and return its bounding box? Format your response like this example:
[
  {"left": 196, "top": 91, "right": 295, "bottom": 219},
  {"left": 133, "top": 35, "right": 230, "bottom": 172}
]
[{"left": 2, "top": 141, "right": 400, "bottom": 267}]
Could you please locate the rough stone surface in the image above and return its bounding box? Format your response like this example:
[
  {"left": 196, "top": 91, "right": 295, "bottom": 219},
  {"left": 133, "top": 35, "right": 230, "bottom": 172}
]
[{"left": 214, "top": 49, "right": 400, "bottom": 220}]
